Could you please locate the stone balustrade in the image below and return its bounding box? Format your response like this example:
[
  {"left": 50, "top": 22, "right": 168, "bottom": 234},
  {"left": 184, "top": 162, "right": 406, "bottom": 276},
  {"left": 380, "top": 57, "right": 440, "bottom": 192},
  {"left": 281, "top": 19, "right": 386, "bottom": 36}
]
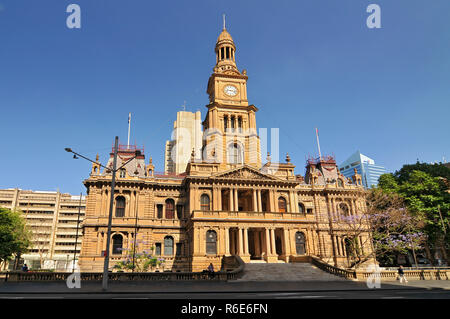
[
  {"left": 310, "top": 256, "right": 450, "bottom": 281},
  {"left": 2, "top": 256, "right": 245, "bottom": 282}
]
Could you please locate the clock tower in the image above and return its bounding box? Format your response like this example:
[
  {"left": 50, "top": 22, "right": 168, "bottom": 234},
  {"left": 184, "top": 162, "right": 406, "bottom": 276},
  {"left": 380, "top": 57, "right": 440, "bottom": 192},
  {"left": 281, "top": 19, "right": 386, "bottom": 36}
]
[{"left": 202, "top": 23, "right": 262, "bottom": 170}]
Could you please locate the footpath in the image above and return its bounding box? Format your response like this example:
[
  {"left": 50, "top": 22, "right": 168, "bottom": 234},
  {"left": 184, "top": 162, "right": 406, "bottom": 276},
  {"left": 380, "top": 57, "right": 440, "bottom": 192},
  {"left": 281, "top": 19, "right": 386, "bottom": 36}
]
[{"left": 0, "top": 279, "right": 449, "bottom": 294}]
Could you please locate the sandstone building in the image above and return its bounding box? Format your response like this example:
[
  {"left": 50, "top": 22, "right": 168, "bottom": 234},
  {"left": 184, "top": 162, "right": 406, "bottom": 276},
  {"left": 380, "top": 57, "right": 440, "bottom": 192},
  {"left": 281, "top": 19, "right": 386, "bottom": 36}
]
[{"left": 79, "top": 25, "right": 373, "bottom": 272}]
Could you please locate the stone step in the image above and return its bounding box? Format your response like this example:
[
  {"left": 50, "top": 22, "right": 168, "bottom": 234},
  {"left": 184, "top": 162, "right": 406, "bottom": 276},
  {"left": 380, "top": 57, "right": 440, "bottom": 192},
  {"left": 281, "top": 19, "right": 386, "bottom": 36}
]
[{"left": 236, "top": 263, "right": 347, "bottom": 282}]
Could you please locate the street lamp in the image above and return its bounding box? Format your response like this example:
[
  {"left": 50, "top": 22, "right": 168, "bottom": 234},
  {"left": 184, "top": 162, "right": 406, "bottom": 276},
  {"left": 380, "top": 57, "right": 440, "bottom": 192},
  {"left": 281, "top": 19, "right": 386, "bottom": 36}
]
[{"left": 65, "top": 136, "right": 142, "bottom": 291}]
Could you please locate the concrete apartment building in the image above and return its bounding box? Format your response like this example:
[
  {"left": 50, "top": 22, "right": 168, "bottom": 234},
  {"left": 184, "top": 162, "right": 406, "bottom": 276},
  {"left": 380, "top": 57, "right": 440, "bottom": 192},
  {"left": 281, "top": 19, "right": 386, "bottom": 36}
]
[{"left": 0, "top": 188, "right": 85, "bottom": 271}]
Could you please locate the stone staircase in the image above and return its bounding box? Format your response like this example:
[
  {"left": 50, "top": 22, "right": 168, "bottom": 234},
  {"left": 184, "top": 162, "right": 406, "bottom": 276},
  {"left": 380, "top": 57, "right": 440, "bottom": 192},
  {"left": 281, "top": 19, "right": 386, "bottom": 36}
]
[{"left": 236, "top": 262, "right": 348, "bottom": 281}]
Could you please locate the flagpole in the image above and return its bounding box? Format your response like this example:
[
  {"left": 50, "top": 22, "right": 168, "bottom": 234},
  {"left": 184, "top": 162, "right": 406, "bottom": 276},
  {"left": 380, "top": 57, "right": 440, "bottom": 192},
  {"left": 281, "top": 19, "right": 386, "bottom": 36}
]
[
  {"left": 127, "top": 113, "right": 131, "bottom": 149},
  {"left": 316, "top": 128, "right": 322, "bottom": 160}
]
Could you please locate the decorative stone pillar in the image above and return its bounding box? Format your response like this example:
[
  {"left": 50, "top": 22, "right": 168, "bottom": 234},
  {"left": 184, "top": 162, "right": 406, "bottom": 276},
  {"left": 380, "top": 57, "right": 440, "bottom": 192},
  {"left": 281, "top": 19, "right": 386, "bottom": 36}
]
[
  {"left": 225, "top": 227, "right": 230, "bottom": 256},
  {"left": 289, "top": 191, "right": 295, "bottom": 213},
  {"left": 283, "top": 228, "right": 291, "bottom": 261},
  {"left": 234, "top": 188, "right": 239, "bottom": 211},
  {"left": 238, "top": 227, "right": 243, "bottom": 255},
  {"left": 270, "top": 229, "right": 276, "bottom": 255},
  {"left": 253, "top": 189, "right": 258, "bottom": 212},
  {"left": 243, "top": 228, "right": 249, "bottom": 259},
  {"left": 257, "top": 189, "right": 262, "bottom": 212},
  {"left": 218, "top": 187, "right": 222, "bottom": 211},
  {"left": 229, "top": 188, "right": 234, "bottom": 211},
  {"left": 269, "top": 190, "right": 275, "bottom": 212},
  {"left": 265, "top": 228, "right": 271, "bottom": 260},
  {"left": 212, "top": 187, "right": 218, "bottom": 211}
]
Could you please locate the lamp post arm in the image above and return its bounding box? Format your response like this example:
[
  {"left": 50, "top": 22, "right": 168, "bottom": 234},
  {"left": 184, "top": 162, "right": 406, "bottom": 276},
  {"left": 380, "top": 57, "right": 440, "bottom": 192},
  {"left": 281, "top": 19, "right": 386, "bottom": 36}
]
[{"left": 66, "top": 149, "right": 111, "bottom": 171}]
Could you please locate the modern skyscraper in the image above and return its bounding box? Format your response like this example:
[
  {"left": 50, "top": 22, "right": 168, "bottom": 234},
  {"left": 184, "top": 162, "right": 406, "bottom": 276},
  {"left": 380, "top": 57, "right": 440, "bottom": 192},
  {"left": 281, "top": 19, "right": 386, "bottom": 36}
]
[
  {"left": 165, "top": 111, "right": 203, "bottom": 174},
  {"left": 338, "top": 151, "right": 387, "bottom": 188}
]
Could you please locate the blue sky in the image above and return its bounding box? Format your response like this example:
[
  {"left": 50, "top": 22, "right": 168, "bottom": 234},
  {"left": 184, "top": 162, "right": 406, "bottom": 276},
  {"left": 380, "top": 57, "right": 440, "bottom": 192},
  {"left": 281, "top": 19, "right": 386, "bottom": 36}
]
[{"left": 0, "top": 0, "right": 449, "bottom": 195}]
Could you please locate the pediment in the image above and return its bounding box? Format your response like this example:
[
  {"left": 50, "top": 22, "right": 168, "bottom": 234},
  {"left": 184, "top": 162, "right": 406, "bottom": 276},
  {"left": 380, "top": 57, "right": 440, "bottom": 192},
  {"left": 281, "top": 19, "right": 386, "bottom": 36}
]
[{"left": 212, "top": 165, "right": 281, "bottom": 181}]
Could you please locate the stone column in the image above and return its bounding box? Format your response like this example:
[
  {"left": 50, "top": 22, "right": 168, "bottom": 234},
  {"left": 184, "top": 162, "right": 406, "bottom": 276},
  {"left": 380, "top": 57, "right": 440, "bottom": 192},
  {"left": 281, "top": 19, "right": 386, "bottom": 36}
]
[
  {"left": 212, "top": 187, "right": 218, "bottom": 211},
  {"left": 257, "top": 189, "right": 262, "bottom": 212},
  {"left": 229, "top": 188, "right": 234, "bottom": 211},
  {"left": 274, "top": 191, "right": 279, "bottom": 212},
  {"left": 234, "top": 188, "right": 239, "bottom": 211},
  {"left": 283, "top": 228, "right": 291, "bottom": 259},
  {"left": 351, "top": 199, "right": 357, "bottom": 216},
  {"left": 253, "top": 189, "right": 258, "bottom": 212},
  {"left": 96, "top": 232, "right": 102, "bottom": 255},
  {"left": 289, "top": 191, "right": 295, "bottom": 213},
  {"left": 269, "top": 190, "right": 275, "bottom": 212},
  {"left": 243, "top": 228, "right": 249, "bottom": 256},
  {"left": 218, "top": 187, "right": 222, "bottom": 211},
  {"left": 225, "top": 227, "right": 230, "bottom": 256},
  {"left": 265, "top": 228, "right": 271, "bottom": 259},
  {"left": 238, "top": 227, "right": 243, "bottom": 255},
  {"left": 270, "top": 229, "right": 276, "bottom": 255}
]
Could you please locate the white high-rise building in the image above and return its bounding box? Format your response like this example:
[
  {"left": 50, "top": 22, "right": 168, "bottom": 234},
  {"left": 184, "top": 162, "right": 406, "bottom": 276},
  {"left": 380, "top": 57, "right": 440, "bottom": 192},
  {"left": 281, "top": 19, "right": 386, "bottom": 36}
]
[{"left": 164, "top": 111, "right": 202, "bottom": 174}]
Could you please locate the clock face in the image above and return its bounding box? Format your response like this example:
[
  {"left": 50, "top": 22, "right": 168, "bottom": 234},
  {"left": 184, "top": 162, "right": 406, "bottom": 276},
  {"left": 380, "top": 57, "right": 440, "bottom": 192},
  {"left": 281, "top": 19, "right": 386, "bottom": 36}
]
[{"left": 224, "top": 85, "right": 238, "bottom": 97}]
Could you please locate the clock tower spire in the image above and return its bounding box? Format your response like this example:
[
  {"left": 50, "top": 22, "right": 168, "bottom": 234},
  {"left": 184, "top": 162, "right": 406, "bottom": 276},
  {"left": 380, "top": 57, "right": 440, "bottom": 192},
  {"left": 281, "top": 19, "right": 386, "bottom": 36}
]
[{"left": 203, "top": 21, "right": 262, "bottom": 170}]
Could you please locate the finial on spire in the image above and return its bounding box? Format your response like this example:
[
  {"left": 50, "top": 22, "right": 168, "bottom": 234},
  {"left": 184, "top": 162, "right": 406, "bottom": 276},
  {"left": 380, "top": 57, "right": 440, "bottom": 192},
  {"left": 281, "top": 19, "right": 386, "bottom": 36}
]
[{"left": 223, "top": 13, "right": 226, "bottom": 30}]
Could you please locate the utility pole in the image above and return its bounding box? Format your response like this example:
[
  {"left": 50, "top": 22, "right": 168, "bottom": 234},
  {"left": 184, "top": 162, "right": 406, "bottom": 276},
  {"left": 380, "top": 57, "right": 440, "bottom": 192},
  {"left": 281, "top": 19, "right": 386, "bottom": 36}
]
[
  {"left": 65, "top": 136, "right": 141, "bottom": 290},
  {"left": 72, "top": 192, "right": 82, "bottom": 273},
  {"left": 102, "top": 136, "right": 119, "bottom": 291}
]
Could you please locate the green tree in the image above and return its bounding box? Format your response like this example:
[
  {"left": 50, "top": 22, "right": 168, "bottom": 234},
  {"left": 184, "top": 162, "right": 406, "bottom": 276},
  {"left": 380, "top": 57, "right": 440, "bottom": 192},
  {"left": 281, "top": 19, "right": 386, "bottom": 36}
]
[
  {"left": 0, "top": 207, "right": 31, "bottom": 269},
  {"left": 378, "top": 165, "right": 450, "bottom": 264},
  {"left": 394, "top": 162, "right": 450, "bottom": 183}
]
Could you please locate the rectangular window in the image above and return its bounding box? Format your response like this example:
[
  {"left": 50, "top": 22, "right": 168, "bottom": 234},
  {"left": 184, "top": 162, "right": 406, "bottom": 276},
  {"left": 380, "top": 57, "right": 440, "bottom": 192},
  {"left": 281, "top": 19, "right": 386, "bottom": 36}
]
[
  {"left": 176, "top": 205, "right": 183, "bottom": 219},
  {"left": 307, "top": 208, "right": 313, "bottom": 214},
  {"left": 155, "top": 243, "right": 161, "bottom": 256},
  {"left": 176, "top": 243, "right": 182, "bottom": 256},
  {"left": 157, "top": 204, "right": 163, "bottom": 219}
]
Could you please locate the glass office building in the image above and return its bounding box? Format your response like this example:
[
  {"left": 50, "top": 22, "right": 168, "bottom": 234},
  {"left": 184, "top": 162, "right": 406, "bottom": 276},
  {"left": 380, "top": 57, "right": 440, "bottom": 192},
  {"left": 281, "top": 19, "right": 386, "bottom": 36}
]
[{"left": 338, "top": 151, "right": 387, "bottom": 188}]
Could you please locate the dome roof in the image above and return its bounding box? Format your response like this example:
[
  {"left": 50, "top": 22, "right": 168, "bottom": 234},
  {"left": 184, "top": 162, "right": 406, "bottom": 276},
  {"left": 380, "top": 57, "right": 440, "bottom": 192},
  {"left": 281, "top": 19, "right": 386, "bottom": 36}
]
[{"left": 217, "top": 28, "right": 234, "bottom": 43}]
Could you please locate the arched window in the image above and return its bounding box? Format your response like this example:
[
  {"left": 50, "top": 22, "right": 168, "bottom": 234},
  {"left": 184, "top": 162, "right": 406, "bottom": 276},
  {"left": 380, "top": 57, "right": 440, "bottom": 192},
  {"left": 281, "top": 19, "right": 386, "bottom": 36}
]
[
  {"left": 165, "top": 199, "right": 175, "bottom": 219},
  {"left": 119, "top": 169, "right": 126, "bottom": 178},
  {"left": 278, "top": 197, "right": 287, "bottom": 213},
  {"left": 115, "top": 196, "right": 126, "bottom": 217},
  {"left": 338, "top": 179, "right": 344, "bottom": 187},
  {"left": 238, "top": 117, "right": 242, "bottom": 132},
  {"left": 206, "top": 230, "right": 217, "bottom": 255},
  {"left": 164, "top": 236, "right": 174, "bottom": 256},
  {"left": 227, "top": 143, "right": 243, "bottom": 164},
  {"left": 200, "top": 194, "right": 210, "bottom": 211},
  {"left": 298, "top": 203, "right": 305, "bottom": 214},
  {"left": 338, "top": 203, "right": 349, "bottom": 216},
  {"left": 112, "top": 234, "right": 123, "bottom": 255},
  {"left": 295, "top": 232, "right": 306, "bottom": 255}
]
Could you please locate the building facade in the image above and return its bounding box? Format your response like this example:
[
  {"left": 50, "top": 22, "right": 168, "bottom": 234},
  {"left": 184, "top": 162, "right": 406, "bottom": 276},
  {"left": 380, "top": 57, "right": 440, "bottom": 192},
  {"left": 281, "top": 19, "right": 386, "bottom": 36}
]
[
  {"left": 165, "top": 110, "right": 203, "bottom": 175},
  {"left": 79, "top": 26, "right": 374, "bottom": 272},
  {"left": 0, "top": 188, "right": 85, "bottom": 271},
  {"left": 339, "top": 150, "right": 387, "bottom": 188}
]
